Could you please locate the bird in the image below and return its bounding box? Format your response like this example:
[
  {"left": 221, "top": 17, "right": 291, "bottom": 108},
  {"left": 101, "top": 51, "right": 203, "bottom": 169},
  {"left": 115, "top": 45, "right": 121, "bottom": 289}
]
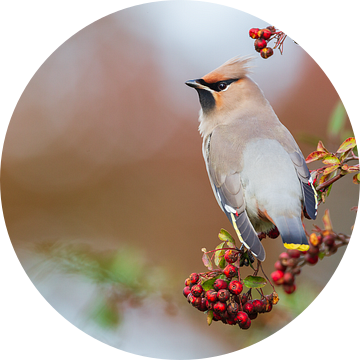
[{"left": 185, "top": 55, "right": 318, "bottom": 262}]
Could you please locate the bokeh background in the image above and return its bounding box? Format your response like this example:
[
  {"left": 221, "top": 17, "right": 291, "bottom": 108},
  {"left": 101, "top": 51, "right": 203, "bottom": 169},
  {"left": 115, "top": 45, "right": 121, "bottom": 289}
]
[{"left": 1, "top": 1, "right": 357, "bottom": 359}]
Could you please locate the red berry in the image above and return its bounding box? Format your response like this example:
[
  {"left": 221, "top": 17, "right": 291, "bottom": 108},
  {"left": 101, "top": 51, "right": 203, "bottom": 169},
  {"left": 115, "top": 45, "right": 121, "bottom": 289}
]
[
  {"left": 260, "top": 47, "right": 274, "bottom": 59},
  {"left": 305, "top": 253, "right": 319, "bottom": 265},
  {"left": 254, "top": 38, "right": 267, "bottom": 52},
  {"left": 184, "top": 278, "right": 191, "bottom": 286},
  {"left": 205, "top": 300, "right": 213, "bottom": 310},
  {"left": 249, "top": 28, "right": 260, "bottom": 39},
  {"left": 283, "top": 284, "right": 296, "bottom": 294},
  {"left": 228, "top": 280, "right": 243, "bottom": 295},
  {"left": 279, "top": 252, "right": 290, "bottom": 263},
  {"left": 214, "top": 279, "right": 228, "bottom": 291},
  {"left": 223, "top": 264, "right": 237, "bottom": 278},
  {"left": 226, "top": 318, "right": 237, "bottom": 325},
  {"left": 252, "top": 299, "right": 264, "bottom": 313},
  {"left": 288, "top": 249, "right": 301, "bottom": 258},
  {"left": 234, "top": 311, "right": 249, "bottom": 326},
  {"left": 198, "top": 298, "right": 207, "bottom": 311},
  {"left": 205, "top": 289, "right": 218, "bottom": 302},
  {"left": 274, "top": 260, "right": 287, "bottom": 272},
  {"left": 213, "top": 312, "right": 222, "bottom": 321},
  {"left": 224, "top": 249, "right": 239, "bottom": 263},
  {"left": 243, "top": 301, "right": 254, "bottom": 314},
  {"left": 266, "top": 26, "right": 276, "bottom": 33},
  {"left": 249, "top": 312, "right": 258, "bottom": 320},
  {"left": 264, "top": 300, "right": 273, "bottom": 312},
  {"left": 260, "top": 28, "right": 272, "bottom": 40},
  {"left": 241, "top": 293, "right": 249, "bottom": 305},
  {"left": 267, "top": 227, "right": 280, "bottom": 239},
  {"left": 187, "top": 293, "right": 194, "bottom": 304},
  {"left": 217, "top": 289, "right": 230, "bottom": 302},
  {"left": 271, "top": 270, "right": 284, "bottom": 285},
  {"left": 191, "top": 284, "right": 203, "bottom": 297},
  {"left": 183, "top": 286, "right": 191, "bottom": 298},
  {"left": 214, "top": 301, "right": 227, "bottom": 313},
  {"left": 227, "top": 302, "right": 239, "bottom": 316},
  {"left": 283, "top": 272, "right": 295, "bottom": 285},
  {"left": 189, "top": 273, "right": 199, "bottom": 284},
  {"left": 308, "top": 245, "right": 320, "bottom": 256},
  {"left": 324, "top": 235, "right": 335, "bottom": 248},
  {"left": 240, "top": 317, "right": 252, "bottom": 329}
]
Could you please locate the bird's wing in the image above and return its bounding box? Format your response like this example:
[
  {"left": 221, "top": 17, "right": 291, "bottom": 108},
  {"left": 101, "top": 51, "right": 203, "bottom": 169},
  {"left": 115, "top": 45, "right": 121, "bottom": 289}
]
[
  {"left": 204, "top": 131, "right": 266, "bottom": 261},
  {"left": 288, "top": 150, "right": 318, "bottom": 220}
]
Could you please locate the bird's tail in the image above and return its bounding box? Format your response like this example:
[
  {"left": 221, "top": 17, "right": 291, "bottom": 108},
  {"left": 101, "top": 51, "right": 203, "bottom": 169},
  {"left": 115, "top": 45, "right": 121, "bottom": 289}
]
[{"left": 272, "top": 215, "right": 309, "bottom": 251}]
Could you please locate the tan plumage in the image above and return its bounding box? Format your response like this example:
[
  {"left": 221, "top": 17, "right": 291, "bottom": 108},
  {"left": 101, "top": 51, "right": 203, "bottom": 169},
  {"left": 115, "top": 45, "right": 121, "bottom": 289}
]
[{"left": 186, "top": 56, "right": 317, "bottom": 261}]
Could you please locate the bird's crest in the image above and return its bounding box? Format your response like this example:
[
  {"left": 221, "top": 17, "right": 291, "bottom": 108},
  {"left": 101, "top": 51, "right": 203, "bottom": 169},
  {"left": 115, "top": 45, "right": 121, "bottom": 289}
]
[{"left": 202, "top": 55, "right": 255, "bottom": 83}]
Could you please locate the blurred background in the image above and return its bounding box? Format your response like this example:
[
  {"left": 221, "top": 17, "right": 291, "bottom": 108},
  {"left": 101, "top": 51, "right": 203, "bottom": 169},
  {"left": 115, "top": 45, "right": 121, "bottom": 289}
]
[{"left": 1, "top": 1, "right": 357, "bottom": 359}]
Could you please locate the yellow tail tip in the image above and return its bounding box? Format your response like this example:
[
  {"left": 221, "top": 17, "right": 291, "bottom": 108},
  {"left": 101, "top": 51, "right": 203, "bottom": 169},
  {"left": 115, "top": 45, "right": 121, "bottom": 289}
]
[{"left": 283, "top": 243, "right": 309, "bottom": 251}]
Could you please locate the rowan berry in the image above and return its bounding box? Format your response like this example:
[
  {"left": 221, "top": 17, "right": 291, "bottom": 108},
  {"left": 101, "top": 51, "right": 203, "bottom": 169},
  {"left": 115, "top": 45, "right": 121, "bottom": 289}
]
[
  {"left": 271, "top": 270, "right": 284, "bottom": 285},
  {"left": 224, "top": 249, "right": 238, "bottom": 263},
  {"left": 274, "top": 260, "right": 287, "bottom": 272},
  {"left": 305, "top": 253, "right": 319, "bottom": 265},
  {"left": 205, "top": 289, "right": 218, "bottom": 302},
  {"left": 240, "top": 318, "right": 251, "bottom": 329},
  {"left": 183, "top": 286, "right": 191, "bottom": 298},
  {"left": 228, "top": 280, "right": 243, "bottom": 295},
  {"left": 288, "top": 249, "right": 301, "bottom": 258},
  {"left": 267, "top": 227, "right": 280, "bottom": 238},
  {"left": 217, "top": 289, "right": 230, "bottom": 302},
  {"left": 255, "top": 38, "right": 267, "bottom": 52},
  {"left": 243, "top": 301, "right": 254, "bottom": 314},
  {"left": 214, "top": 279, "right": 228, "bottom": 291},
  {"left": 249, "top": 28, "right": 260, "bottom": 39},
  {"left": 259, "top": 28, "right": 272, "bottom": 40},
  {"left": 214, "top": 301, "right": 227, "bottom": 313},
  {"left": 227, "top": 302, "right": 239, "bottom": 316},
  {"left": 252, "top": 299, "right": 264, "bottom": 313},
  {"left": 260, "top": 47, "right": 274, "bottom": 59},
  {"left": 234, "top": 311, "right": 249, "bottom": 326},
  {"left": 190, "top": 273, "right": 199, "bottom": 284},
  {"left": 191, "top": 284, "right": 203, "bottom": 297},
  {"left": 198, "top": 298, "right": 207, "bottom": 311},
  {"left": 283, "top": 284, "right": 296, "bottom": 294},
  {"left": 223, "top": 264, "right": 237, "bottom": 278}
]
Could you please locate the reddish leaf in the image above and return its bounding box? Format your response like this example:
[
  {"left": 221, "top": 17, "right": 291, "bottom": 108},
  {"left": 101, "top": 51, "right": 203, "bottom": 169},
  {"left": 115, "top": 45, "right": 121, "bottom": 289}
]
[
  {"left": 322, "top": 209, "right": 333, "bottom": 231},
  {"left": 317, "top": 140, "right": 330, "bottom": 153},
  {"left": 353, "top": 173, "right": 360, "bottom": 184},
  {"left": 322, "top": 155, "right": 340, "bottom": 165},
  {"left": 347, "top": 165, "right": 360, "bottom": 173},
  {"left": 318, "top": 173, "right": 330, "bottom": 185},
  {"left": 305, "top": 151, "right": 327, "bottom": 163},
  {"left": 202, "top": 249, "right": 213, "bottom": 270},
  {"left": 336, "top": 137, "right": 356, "bottom": 154}
]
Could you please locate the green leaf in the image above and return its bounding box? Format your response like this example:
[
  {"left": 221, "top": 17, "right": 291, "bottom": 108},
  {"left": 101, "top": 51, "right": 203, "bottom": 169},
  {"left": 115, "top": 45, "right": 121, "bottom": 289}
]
[
  {"left": 214, "top": 242, "right": 226, "bottom": 269},
  {"left": 327, "top": 101, "right": 347, "bottom": 137},
  {"left": 243, "top": 275, "right": 267, "bottom": 289},
  {"left": 218, "top": 229, "right": 235, "bottom": 244},
  {"left": 207, "top": 310, "right": 214, "bottom": 326},
  {"left": 318, "top": 251, "right": 326, "bottom": 260},
  {"left": 323, "top": 164, "right": 339, "bottom": 176},
  {"left": 201, "top": 278, "right": 216, "bottom": 291}
]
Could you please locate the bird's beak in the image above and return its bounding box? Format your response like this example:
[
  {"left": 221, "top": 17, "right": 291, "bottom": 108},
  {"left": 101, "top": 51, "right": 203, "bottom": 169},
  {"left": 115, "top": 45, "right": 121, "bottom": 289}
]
[{"left": 185, "top": 79, "right": 202, "bottom": 89}]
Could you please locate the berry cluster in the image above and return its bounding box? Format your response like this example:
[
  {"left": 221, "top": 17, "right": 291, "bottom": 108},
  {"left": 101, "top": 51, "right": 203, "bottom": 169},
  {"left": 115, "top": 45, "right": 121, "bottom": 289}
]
[
  {"left": 271, "top": 226, "right": 348, "bottom": 294},
  {"left": 184, "top": 238, "right": 279, "bottom": 329},
  {"left": 249, "top": 26, "right": 287, "bottom": 59},
  {"left": 249, "top": 26, "right": 275, "bottom": 59}
]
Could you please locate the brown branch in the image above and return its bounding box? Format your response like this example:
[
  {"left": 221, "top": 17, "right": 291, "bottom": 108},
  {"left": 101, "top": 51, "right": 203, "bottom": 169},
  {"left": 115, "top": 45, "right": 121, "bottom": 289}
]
[{"left": 316, "top": 173, "right": 344, "bottom": 192}]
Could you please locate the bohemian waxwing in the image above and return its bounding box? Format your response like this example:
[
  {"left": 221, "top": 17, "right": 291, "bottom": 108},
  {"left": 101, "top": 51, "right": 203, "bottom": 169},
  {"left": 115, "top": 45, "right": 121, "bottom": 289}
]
[{"left": 186, "top": 55, "right": 318, "bottom": 262}]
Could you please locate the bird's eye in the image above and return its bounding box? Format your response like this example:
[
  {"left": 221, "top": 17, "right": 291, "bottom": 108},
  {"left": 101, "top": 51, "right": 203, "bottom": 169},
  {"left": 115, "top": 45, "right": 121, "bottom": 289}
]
[{"left": 218, "top": 82, "right": 228, "bottom": 91}]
